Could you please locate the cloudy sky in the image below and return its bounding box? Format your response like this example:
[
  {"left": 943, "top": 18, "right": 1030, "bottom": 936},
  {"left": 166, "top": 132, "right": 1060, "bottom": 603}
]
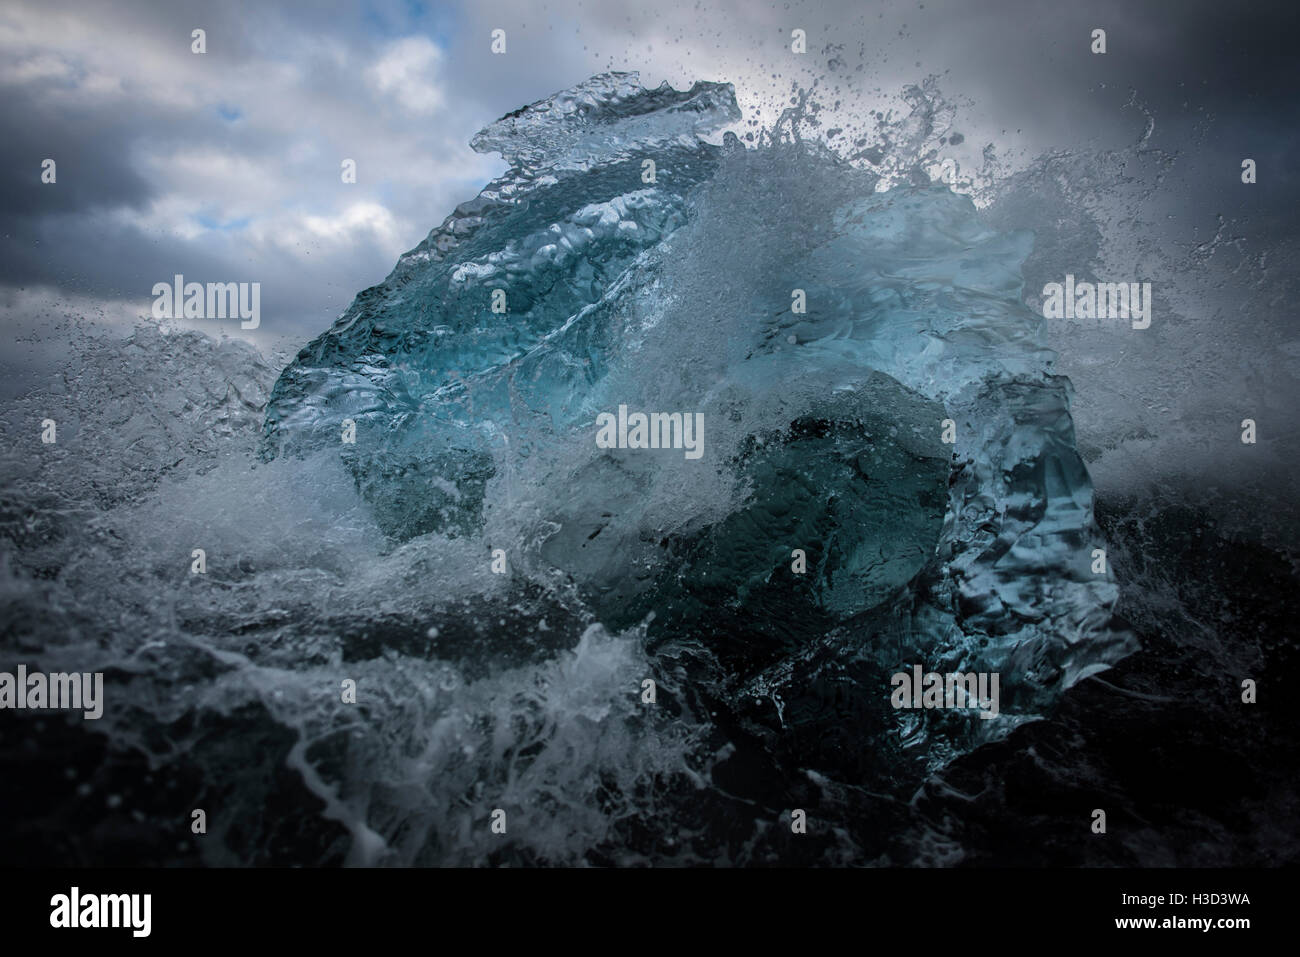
[{"left": 1, "top": 0, "right": 1296, "bottom": 370}]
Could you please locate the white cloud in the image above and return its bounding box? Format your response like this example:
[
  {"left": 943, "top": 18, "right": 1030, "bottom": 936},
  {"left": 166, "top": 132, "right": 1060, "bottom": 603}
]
[
  {"left": 0, "top": 51, "right": 77, "bottom": 84},
  {"left": 299, "top": 202, "right": 404, "bottom": 254},
  {"left": 369, "top": 35, "right": 444, "bottom": 114}
]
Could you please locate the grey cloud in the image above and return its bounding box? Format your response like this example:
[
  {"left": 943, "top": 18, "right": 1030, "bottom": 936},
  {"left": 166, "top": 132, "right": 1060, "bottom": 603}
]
[{"left": 0, "top": 0, "right": 1296, "bottom": 351}]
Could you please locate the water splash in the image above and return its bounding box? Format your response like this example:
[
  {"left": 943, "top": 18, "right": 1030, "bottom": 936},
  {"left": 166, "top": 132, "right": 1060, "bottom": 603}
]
[{"left": 10, "top": 67, "right": 1288, "bottom": 866}]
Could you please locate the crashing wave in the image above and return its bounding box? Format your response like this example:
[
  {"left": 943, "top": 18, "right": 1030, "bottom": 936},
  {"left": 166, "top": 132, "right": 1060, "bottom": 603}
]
[
  {"left": 265, "top": 71, "right": 1135, "bottom": 775},
  {"left": 0, "top": 72, "right": 1140, "bottom": 867}
]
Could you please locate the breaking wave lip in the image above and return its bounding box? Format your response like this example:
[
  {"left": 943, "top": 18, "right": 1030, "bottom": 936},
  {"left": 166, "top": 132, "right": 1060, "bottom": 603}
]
[{"left": 1, "top": 72, "right": 1146, "bottom": 867}]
